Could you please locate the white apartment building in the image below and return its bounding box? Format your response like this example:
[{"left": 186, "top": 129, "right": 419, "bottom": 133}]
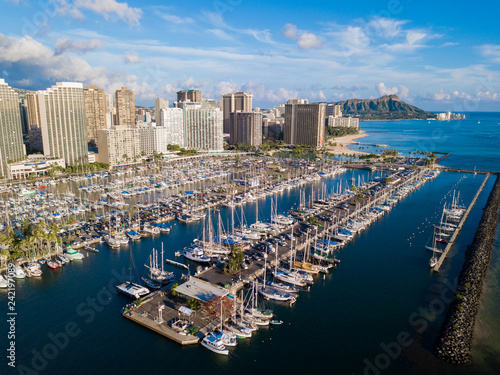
[
  {"left": 37, "top": 82, "right": 88, "bottom": 166},
  {"left": 96, "top": 125, "right": 140, "bottom": 167},
  {"left": 0, "top": 78, "right": 26, "bottom": 177}
]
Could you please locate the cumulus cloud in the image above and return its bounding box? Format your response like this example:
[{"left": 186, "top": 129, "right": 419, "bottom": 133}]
[
  {"left": 376, "top": 82, "right": 399, "bottom": 96},
  {"left": 56, "top": 0, "right": 143, "bottom": 26},
  {"left": 123, "top": 51, "right": 142, "bottom": 64},
  {"left": 398, "top": 85, "right": 410, "bottom": 99},
  {"left": 54, "top": 38, "right": 104, "bottom": 55},
  {"left": 281, "top": 23, "right": 323, "bottom": 50},
  {"left": 0, "top": 33, "right": 141, "bottom": 95}
]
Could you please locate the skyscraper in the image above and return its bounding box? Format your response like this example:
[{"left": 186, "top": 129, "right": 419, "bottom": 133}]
[
  {"left": 84, "top": 85, "right": 108, "bottom": 147},
  {"left": 284, "top": 102, "right": 326, "bottom": 149},
  {"left": 37, "top": 82, "right": 88, "bottom": 165},
  {"left": 222, "top": 92, "right": 253, "bottom": 133},
  {"left": 115, "top": 87, "right": 135, "bottom": 126},
  {"left": 159, "top": 108, "right": 184, "bottom": 147},
  {"left": 155, "top": 97, "right": 169, "bottom": 123},
  {"left": 183, "top": 103, "right": 223, "bottom": 151},
  {"left": 0, "top": 78, "right": 26, "bottom": 177},
  {"left": 26, "top": 92, "right": 41, "bottom": 128},
  {"left": 229, "top": 111, "right": 262, "bottom": 146},
  {"left": 177, "top": 89, "right": 202, "bottom": 103}
]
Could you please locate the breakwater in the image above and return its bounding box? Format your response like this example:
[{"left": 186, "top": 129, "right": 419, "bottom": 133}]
[{"left": 435, "top": 174, "right": 500, "bottom": 364}]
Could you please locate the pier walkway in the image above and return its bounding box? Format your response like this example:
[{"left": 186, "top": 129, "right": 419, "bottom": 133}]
[{"left": 433, "top": 174, "right": 490, "bottom": 272}]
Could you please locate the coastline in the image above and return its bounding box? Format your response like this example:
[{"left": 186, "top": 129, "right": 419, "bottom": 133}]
[{"left": 324, "top": 130, "right": 369, "bottom": 155}]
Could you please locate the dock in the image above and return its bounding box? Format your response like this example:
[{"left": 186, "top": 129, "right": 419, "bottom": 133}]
[
  {"left": 166, "top": 258, "right": 189, "bottom": 270},
  {"left": 122, "top": 290, "right": 211, "bottom": 345},
  {"left": 433, "top": 173, "right": 490, "bottom": 272}
]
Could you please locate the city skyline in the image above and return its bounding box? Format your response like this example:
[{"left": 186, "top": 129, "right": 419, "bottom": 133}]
[{"left": 0, "top": 1, "right": 498, "bottom": 111}]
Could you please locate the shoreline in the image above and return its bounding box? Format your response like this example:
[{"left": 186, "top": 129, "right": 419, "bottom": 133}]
[{"left": 324, "top": 130, "right": 369, "bottom": 155}]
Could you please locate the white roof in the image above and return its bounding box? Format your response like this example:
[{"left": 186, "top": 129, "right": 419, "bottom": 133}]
[
  {"left": 175, "top": 277, "right": 228, "bottom": 302},
  {"left": 178, "top": 306, "right": 194, "bottom": 316}
]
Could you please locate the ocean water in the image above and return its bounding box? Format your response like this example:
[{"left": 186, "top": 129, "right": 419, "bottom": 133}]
[
  {"left": 1, "top": 117, "right": 500, "bottom": 374},
  {"left": 350, "top": 112, "right": 500, "bottom": 172}
]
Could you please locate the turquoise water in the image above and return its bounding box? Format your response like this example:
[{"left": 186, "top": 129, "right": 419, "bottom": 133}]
[
  {"left": 1, "top": 116, "right": 500, "bottom": 374},
  {"left": 350, "top": 112, "right": 500, "bottom": 172}
]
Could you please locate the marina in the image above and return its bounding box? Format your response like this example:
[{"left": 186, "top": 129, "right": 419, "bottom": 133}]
[{"left": 1, "top": 120, "right": 499, "bottom": 374}]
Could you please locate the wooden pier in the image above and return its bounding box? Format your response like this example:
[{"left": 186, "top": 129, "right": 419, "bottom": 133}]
[{"left": 433, "top": 174, "right": 490, "bottom": 272}]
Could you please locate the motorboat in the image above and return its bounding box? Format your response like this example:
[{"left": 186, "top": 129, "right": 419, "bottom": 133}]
[
  {"left": 116, "top": 281, "right": 150, "bottom": 299},
  {"left": 201, "top": 332, "right": 229, "bottom": 355}
]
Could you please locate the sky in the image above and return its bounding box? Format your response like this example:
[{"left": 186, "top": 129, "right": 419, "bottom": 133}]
[{"left": 0, "top": 0, "right": 499, "bottom": 111}]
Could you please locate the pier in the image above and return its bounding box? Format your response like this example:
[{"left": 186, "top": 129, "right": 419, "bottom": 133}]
[
  {"left": 122, "top": 290, "right": 207, "bottom": 345},
  {"left": 435, "top": 175, "right": 500, "bottom": 363},
  {"left": 433, "top": 173, "right": 490, "bottom": 272}
]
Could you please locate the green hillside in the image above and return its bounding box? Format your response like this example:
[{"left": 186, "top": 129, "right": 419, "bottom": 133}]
[{"left": 335, "top": 94, "right": 435, "bottom": 120}]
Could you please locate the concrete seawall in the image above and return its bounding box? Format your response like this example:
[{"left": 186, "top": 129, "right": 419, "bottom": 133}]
[{"left": 435, "top": 175, "right": 500, "bottom": 364}]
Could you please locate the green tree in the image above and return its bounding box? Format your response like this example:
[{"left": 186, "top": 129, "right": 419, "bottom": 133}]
[{"left": 225, "top": 244, "right": 244, "bottom": 274}]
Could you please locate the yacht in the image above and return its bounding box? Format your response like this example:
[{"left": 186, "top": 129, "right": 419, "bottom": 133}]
[
  {"left": 257, "top": 285, "right": 296, "bottom": 302},
  {"left": 65, "top": 247, "right": 85, "bottom": 260},
  {"left": 126, "top": 230, "right": 141, "bottom": 240},
  {"left": 116, "top": 281, "right": 150, "bottom": 299},
  {"left": 201, "top": 332, "right": 229, "bottom": 355},
  {"left": 183, "top": 247, "right": 211, "bottom": 263},
  {"left": 14, "top": 265, "right": 26, "bottom": 279}
]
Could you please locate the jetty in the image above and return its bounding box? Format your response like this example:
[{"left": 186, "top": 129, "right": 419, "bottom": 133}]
[
  {"left": 435, "top": 175, "right": 500, "bottom": 363},
  {"left": 433, "top": 173, "right": 490, "bottom": 272}
]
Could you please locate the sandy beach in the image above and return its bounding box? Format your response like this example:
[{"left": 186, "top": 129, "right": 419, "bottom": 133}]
[{"left": 324, "top": 130, "right": 369, "bottom": 155}]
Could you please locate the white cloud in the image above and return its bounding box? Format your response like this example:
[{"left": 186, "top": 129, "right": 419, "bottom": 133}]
[
  {"left": 384, "top": 30, "right": 431, "bottom": 52},
  {"left": 57, "top": 0, "right": 143, "bottom": 26},
  {"left": 375, "top": 82, "right": 399, "bottom": 96},
  {"left": 54, "top": 38, "right": 104, "bottom": 55},
  {"left": 297, "top": 32, "right": 323, "bottom": 50},
  {"left": 207, "top": 29, "right": 237, "bottom": 42},
  {"left": 366, "top": 17, "right": 407, "bottom": 38},
  {"left": 282, "top": 23, "right": 299, "bottom": 40},
  {"left": 155, "top": 11, "right": 194, "bottom": 25},
  {"left": 398, "top": 85, "right": 410, "bottom": 99},
  {"left": 123, "top": 51, "right": 141, "bottom": 64},
  {"left": 0, "top": 33, "right": 141, "bottom": 95},
  {"left": 281, "top": 23, "right": 323, "bottom": 50},
  {"left": 479, "top": 44, "right": 500, "bottom": 63}
]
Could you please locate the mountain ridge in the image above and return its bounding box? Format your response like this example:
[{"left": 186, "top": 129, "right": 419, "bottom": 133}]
[{"left": 334, "top": 94, "right": 435, "bottom": 120}]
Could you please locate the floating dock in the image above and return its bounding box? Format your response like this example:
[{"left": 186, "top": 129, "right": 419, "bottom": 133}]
[{"left": 433, "top": 173, "right": 490, "bottom": 272}]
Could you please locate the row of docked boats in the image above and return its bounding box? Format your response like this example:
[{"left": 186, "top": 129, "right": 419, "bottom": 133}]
[{"left": 428, "top": 192, "right": 465, "bottom": 268}]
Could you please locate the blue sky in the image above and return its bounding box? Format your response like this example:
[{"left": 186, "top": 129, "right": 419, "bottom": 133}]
[{"left": 0, "top": 0, "right": 499, "bottom": 111}]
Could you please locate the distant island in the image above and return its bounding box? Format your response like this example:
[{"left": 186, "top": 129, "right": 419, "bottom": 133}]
[{"left": 334, "top": 94, "right": 435, "bottom": 120}]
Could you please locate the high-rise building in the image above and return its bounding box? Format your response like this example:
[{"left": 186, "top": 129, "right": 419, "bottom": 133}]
[
  {"left": 26, "top": 92, "right": 41, "bottom": 128},
  {"left": 284, "top": 102, "right": 326, "bottom": 149},
  {"left": 96, "top": 125, "right": 140, "bottom": 167},
  {"left": 222, "top": 92, "right": 253, "bottom": 133},
  {"left": 229, "top": 111, "right": 262, "bottom": 146},
  {"left": 155, "top": 97, "right": 169, "bottom": 123},
  {"left": 287, "top": 98, "right": 309, "bottom": 105},
  {"left": 115, "top": 87, "right": 135, "bottom": 126},
  {"left": 326, "top": 104, "right": 342, "bottom": 118},
  {"left": 159, "top": 108, "right": 184, "bottom": 147},
  {"left": 183, "top": 104, "right": 223, "bottom": 151},
  {"left": 0, "top": 78, "right": 26, "bottom": 177},
  {"left": 177, "top": 89, "right": 202, "bottom": 103},
  {"left": 37, "top": 82, "right": 88, "bottom": 165},
  {"left": 84, "top": 85, "right": 108, "bottom": 147},
  {"left": 105, "top": 93, "right": 114, "bottom": 127}
]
